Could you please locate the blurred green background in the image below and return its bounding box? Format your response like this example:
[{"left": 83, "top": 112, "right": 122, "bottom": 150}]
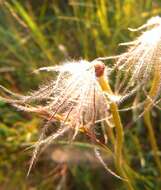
[{"left": 0, "top": 0, "right": 161, "bottom": 189}]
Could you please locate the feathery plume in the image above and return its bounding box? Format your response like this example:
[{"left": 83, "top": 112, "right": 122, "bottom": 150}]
[
  {"left": 102, "top": 16, "right": 161, "bottom": 109},
  {"left": 117, "top": 16, "right": 161, "bottom": 82},
  {"left": 0, "top": 60, "right": 117, "bottom": 175}
]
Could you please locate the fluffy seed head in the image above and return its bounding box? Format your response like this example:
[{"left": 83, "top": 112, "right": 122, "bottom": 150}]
[
  {"left": 117, "top": 16, "right": 161, "bottom": 83},
  {"left": 0, "top": 60, "right": 121, "bottom": 178},
  {"left": 107, "top": 16, "right": 161, "bottom": 110},
  {"left": 1, "top": 60, "right": 112, "bottom": 144}
]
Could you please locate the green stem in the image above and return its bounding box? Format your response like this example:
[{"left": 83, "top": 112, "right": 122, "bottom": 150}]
[
  {"left": 144, "top": 68, "right": 161, "bottom": 173},
  {"left": 97, "top": 75, "right": 134, "bottom": 190}
]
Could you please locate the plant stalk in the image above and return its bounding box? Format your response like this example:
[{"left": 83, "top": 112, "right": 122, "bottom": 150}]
[
  {"left": 97, "top": 75, "right": 134, "bottom": 190},
  {"left": 143, "top": 68, "right": 161, "bottom": 172}
]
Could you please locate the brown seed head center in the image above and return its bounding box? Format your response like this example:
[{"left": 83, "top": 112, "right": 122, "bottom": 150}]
[{"left": 94, "top": 61, "right": 105, "bottom": 77}]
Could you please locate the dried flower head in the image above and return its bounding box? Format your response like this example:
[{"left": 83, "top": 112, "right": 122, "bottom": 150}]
[
  {"left": 104, "top": 16, "right": 161, "bottom": 110},
  {"left": 0, "top": 60, "right": 116, "bottom": 174},
  {"left": 117, "top": 16, "right": 161, "bottom": 81}
]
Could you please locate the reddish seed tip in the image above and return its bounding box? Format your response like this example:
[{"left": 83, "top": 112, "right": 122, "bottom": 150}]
[{"left": 94, "top": 61, "right": 105, "bottom": 77}]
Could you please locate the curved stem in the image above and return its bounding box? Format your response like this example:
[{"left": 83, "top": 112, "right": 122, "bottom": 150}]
[
  {"left": 144, "top": 68, "right": 161, "bottom": 172},
  {"left": 97, "top": 75, "right": 134, "bottom": 190}
]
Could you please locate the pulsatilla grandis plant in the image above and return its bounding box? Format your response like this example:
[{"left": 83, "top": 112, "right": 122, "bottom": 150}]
[
  {"left": 0, "top": 16, "right": 161, "bottom": 190},
  {"left": 109, "top": 16, "right": 161, "bottom": 174},
  {"left": 0, "top": 60, "right": 127, "bottom": 181}
]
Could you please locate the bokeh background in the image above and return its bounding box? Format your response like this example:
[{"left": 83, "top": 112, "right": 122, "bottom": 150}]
[{"left": 0, "top": 0, "right": 161, "bottom": 189}]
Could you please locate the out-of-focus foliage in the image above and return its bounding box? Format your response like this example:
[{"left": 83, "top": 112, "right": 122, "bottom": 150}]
[{"left": 0, "top": 0, "right": 161, "bottom": 190}]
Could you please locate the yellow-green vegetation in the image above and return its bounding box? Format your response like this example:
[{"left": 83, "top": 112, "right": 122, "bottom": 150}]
[{"left": 0, "top": 1, "right": 161, "bottom": 190}]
